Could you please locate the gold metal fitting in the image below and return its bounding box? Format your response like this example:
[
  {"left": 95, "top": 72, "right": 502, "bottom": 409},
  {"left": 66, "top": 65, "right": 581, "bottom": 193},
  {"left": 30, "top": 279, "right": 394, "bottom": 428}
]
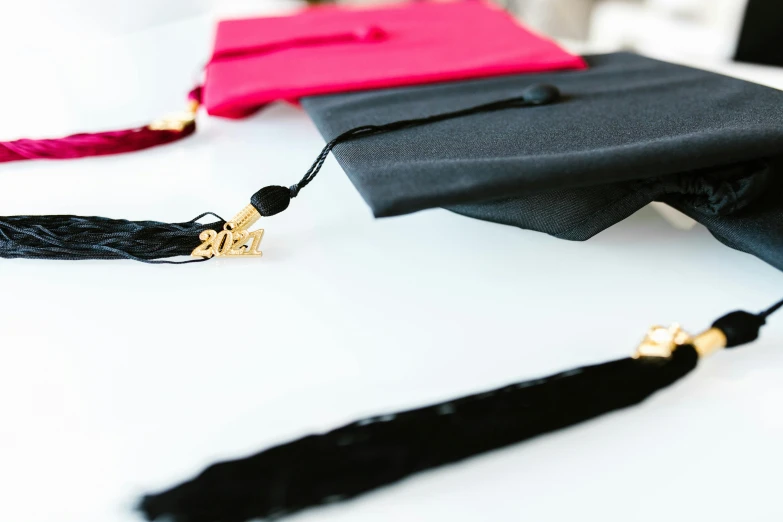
[
  {"left": 148, "top": 111, "right": 197, "bottom": 132},
  {"left": 148, "top": 99, "right": 199, "bottom": 132},
  {"left": 634, "top": 324, "right": 692, "bottom": 359},
  {"left": 634, "top": 324, "right": 727, "bottom": 359}
]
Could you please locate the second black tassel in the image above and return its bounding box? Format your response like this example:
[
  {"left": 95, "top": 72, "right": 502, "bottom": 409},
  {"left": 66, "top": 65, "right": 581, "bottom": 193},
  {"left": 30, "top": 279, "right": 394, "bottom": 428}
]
[{"left": 139, "top": 344, "right": 698, "bottom": 522}]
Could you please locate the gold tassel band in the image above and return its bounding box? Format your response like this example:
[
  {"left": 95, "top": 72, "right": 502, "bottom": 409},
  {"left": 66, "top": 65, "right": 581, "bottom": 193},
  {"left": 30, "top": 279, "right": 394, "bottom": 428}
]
[
  {"left": 691, "top": 328, "right": 727, "bottom": 358},
  {"left": 225, "top": 204, "right": 262, "bottom": 232}
]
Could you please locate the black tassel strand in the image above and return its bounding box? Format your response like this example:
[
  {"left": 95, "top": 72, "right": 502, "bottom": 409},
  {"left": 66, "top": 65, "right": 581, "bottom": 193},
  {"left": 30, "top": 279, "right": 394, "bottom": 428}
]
[
  {"left": 0, "top": 213, "right": 224, "bottom": 263},
  {"left": 139, "top": 301, "right": 782, "bottom": 522},
  {"left": 0, "top": 84, "right": 560, "bottom": 262}
]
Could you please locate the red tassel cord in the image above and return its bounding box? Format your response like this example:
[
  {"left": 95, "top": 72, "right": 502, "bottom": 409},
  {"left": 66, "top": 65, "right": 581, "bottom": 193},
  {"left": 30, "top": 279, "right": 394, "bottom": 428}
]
[
  {"left": 0, "top": 21, "right": 390, "bottom": 164},
  {"left": 0, "top": 87, "right": 202, "bottom": 164}
]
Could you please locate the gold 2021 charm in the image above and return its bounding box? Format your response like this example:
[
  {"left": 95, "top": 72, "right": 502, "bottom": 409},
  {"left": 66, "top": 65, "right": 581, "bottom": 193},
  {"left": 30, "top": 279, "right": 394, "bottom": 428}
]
[{"left": 191, "top": 204, "right": 264, "bottom": 259}]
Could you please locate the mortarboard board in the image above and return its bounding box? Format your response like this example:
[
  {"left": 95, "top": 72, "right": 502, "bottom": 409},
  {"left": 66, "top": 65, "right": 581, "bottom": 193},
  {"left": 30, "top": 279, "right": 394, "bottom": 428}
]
[
  {"left": 203, "top": 0, "right": 586, "bottom": 117},
  {"left": 300, "top": 52, "right": 783, "bottom": 272}
]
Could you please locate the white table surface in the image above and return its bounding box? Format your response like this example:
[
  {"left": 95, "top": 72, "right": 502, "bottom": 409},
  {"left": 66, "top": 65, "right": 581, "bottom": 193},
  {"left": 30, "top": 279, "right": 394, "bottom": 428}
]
[{"left": 1, "top": 11, "right": 783, "bottom": 522}]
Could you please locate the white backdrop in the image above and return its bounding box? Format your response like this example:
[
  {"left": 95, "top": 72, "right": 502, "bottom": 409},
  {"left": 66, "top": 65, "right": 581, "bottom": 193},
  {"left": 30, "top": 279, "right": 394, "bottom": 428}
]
[{"left": 1, "top": 3, "right": 782, "bottom": 522}]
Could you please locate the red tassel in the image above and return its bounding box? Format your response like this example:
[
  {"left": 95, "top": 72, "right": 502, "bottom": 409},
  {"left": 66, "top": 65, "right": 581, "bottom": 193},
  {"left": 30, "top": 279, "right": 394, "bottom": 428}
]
[
  {"left": 0, "top": 124, "right": 195, "bottom": 163},
  {"left": 0, "top": 88, "right": 202, "bottom": 164}
]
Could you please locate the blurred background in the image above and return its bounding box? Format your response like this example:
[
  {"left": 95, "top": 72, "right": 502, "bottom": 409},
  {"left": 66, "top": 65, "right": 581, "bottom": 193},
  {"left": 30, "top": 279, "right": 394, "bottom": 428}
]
[
  {"left": 300, "top": 0, "right": 780, "bottom": 66},
  {"left": 1, "top": 0, "right": 779, "bottom": 64},
  {"left": 0, "top": 0, "right": 780, "bottom": 140}
]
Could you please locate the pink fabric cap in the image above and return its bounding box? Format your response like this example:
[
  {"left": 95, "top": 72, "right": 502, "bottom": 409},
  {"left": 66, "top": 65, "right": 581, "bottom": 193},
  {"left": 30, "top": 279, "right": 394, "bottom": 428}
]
[{"left": 204, "top": 1, "right": 586, "bottom": 118}]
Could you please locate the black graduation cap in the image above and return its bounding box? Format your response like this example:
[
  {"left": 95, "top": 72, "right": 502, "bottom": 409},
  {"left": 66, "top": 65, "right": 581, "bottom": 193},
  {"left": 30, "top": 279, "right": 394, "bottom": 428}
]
[{"left": 300, "top": 52, "right": 783, "bottom": 272}]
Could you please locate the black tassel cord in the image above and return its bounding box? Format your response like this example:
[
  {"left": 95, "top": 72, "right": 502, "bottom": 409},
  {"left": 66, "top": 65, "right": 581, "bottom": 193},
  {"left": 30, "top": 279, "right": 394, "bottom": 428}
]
[
  {"left": 0, "top": 213, "right": 224, "bottom": 264},
  {"left": 140, "top": 300, "right": 782, "bottom": 522},
  {"left": 0, "top": 84, "right": 561, "bottom": 262}
]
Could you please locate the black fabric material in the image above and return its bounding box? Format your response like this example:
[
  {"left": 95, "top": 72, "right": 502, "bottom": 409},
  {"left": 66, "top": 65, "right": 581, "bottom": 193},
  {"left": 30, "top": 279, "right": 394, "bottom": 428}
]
[
  {"left": 713, "top": 311, "right": 766, "bottom": 348},
  {"left": 257, "top": 85, "right": 560, "bottom": 215},
  {"left": 735, "top": 0, "right": 783, "bottom": 67},
  {"left": 139, "top": 345, "right": 698, "bottom": 522},
  {"left": 301, "top": 52, "right": 783, "bottom": 271},
  {"left": 664, "top": 158, "right": 783, "bottom": 271},
  {"left": 251, "top": 185, "right": 291, "bottom": 217},
  {"left": 711, "top": 299, "right": 783, "bottom": 348},
  {"left": 0, "top": 214, "right": 224, "bottom": 263},
  {"left": 449, "top": 158, "right": 783, "bottom": 270}
]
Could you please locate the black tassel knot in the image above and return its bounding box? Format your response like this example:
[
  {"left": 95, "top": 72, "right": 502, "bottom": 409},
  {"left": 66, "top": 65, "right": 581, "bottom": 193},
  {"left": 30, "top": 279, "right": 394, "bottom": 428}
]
[{"left": 251, "top": 185, "right": 292, "bottom": 217}]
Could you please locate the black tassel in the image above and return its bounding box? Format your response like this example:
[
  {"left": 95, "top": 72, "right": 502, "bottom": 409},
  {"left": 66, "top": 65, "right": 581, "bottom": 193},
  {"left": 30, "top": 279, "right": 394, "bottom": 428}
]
[
  {"left": 139, "top": 302, "right": 781, "bottom": 521},
  {"left": 139, "top": 301, "right": 783, "bottom": 522},
  {"left": 140, "top": 346, "right": 698, "bottom": 522},
  {"left": 1, "top": 84, "right": 560, "bottom": 262},
  {"left": 0, "top": 213, "right": 223, "bottom": 263}
]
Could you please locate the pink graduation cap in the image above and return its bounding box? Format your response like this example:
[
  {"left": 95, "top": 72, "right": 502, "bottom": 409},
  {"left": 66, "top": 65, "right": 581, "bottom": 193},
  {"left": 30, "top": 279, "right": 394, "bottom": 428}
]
[
  {"left": 0, "top": 0, "right": 585, "bottom": 162},
  {"left": 203, "top": 0, "right": 586, "bottom": 117}
]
